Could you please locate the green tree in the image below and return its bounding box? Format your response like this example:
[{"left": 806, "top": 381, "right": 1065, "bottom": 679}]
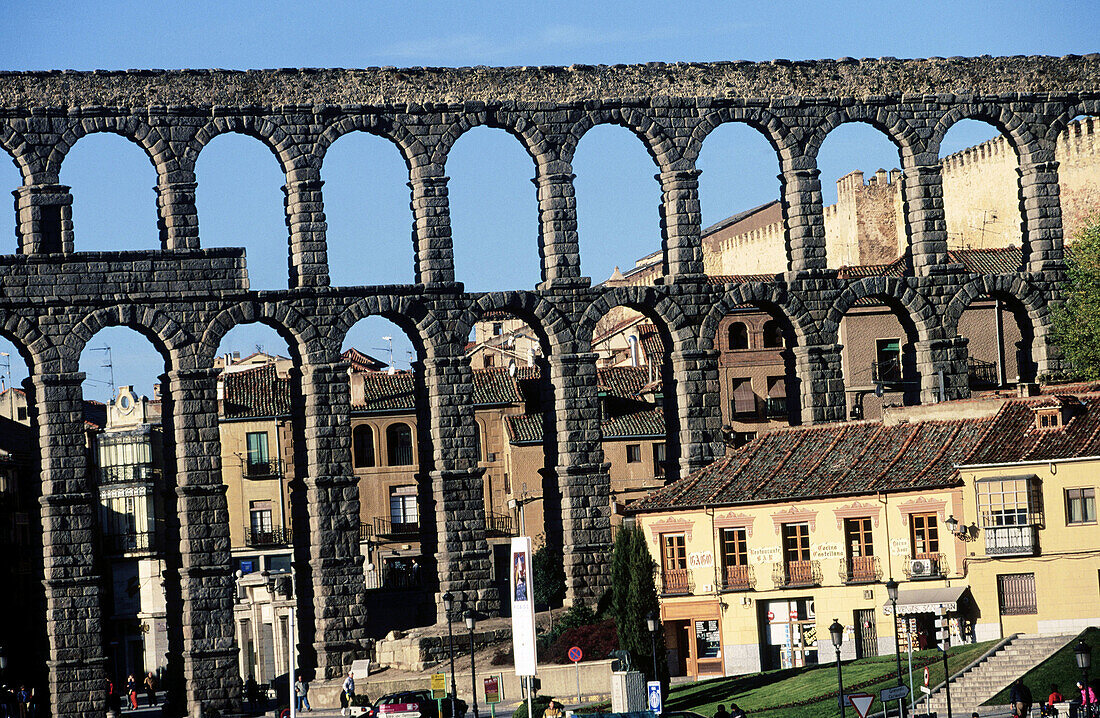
[
  {"left": 610, "top": 525, "right": 667, "bottom": 683},
  {"left": 1052, "top": 215, "right": 1100, "bottom": 380},
  {"left": 533, "top": 545, "right": 566, "bottom": 610}
]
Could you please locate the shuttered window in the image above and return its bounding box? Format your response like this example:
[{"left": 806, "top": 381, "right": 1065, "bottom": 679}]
[
  {"left": 997, "top": 573, "right": 1037, "bottom": 615},
  {"left": 732, "top": 379, "right": 755, "bottom": 415}
]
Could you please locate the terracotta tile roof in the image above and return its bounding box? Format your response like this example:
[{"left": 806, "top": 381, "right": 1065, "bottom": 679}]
[
  {"left": 505, "top": 413, "right": 543, "bottom": 444},
  {"left": 838, "top": 260, "right": 907, "bottom": 279},
  {"left": 961, "top": 394, "right": 1100, "bottom": 465},
  {"left": 949, "top": 246, "right": 1022, "bottom": 274},
  {"left": 707, "top": 273, "right": 780, "bottom": 284},
  {"left": 639, "top": 328, "right": 665, "bottom": 364},
  {"left": 627, "top": 417, "right": 992, "bottom": 513},
  {"left": 472, "top": 368, "right": 524, "bottom": 405},
  {"left": 341, "top": 348, "right": 388, "bottom": 373},
  {"left": 356, "top": 371, "right": 416, "bottom": 412},
  {"left": 222, "top": 364, "right": 292, "bottom": 419},
  {"left": 597, "top": 366, "right": 651, "bottom": 399},
  {"left": 602, "top": 408, "right": 666, "bottom": 439}
]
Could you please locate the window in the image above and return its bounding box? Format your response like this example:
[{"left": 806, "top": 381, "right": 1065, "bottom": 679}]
[
  {"left": 909, "top": 513, "right": 939, "bottom": 556},
  {"left": 976, "top": 477, "right": 1042, "bottom": 528},
  {"left": 389, "top": 485, "right": 418, "bottom": 528},
  {"left": 660, "top": 532, "right": 689, "bottom": 594},
  {"left": 249, "top": 500, "right": 273, "bottom": 535},
  {"left": 721, "top": 527, "right": 748, "bottom": 567},
  {"left": 626, "top": 444, "right": 641, "bottom": 463},
  {"left": 728, "top": 322, "right": 749, "bottom": 350},
  {"left": 386, "top": 423, "right": 414, "bottom": 466},
  {"left": 97, "top": 433, "right": 155, "bottom": 483},
  {"left": 246, "top": 432, "right": 270, "bottom": 474},
  {"left": 352, "top": 425, "right": 375, "bottom": 468},
  {"left": 874, "top": 338, "right": 902, "bottom": 382},
  {"left": 782, "top": 523, "right": 811, "bottom": 564},
  {"left": 652, "top": 443, "right": 666, "bottom": 477},
  {"left": 844, "top": 517, "right": 876, "bottom": 582},
  {"left": 731, "top": 378, "right": 755, "bottom": 416},
  {"left": 762, "top": 320, "right": 784, "bottom": 348},
  {"left": 492, "top": 322, "right": 504, "bottom": 336},
  {"left": 766, "top": 376, "right": 787, "bottom": 418},
  {"left": 474, "top": 424, "right": 483, "bottom": 462},
  {"left": 732, "top": 432, "right": 756, "bottom": 448},
  {"left": 16, "top": 406, "right": 25, "bottom": 421},
  {"left": 997, "top": 573, "right": 1037, "bottom": 615},
  {"left": 484, "top": 353, "right": 495, "bottom": 368},
  {"left": 1066, "top": 487, "right": 1096, "bottom": 524}
]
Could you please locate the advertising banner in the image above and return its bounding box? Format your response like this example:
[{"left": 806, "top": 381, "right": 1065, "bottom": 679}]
[{"left": 510, "top": 536, "right": 538, "bottom": 676}]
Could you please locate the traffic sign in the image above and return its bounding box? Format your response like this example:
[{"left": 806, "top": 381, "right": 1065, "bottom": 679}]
[
  {"left": 484, "top": 675, "right": 501, "bottom": 704},
  {"left": 880, "top": 684, "right": 910, "bottom": 702},
  {"left": 848, "top": 692, "right": 874, "bottom": 718},
  {"left": 568, "top": 646, "right": 583, "bottom": 663},
  {"left": 923, "top": 666, "right": 930, "bottom": 687},
  {"left": 430, "top": 673, "right": 446, "bottom": 699},
  {"left": 647, "top": 681, "right": 662, "bottom": 715}
]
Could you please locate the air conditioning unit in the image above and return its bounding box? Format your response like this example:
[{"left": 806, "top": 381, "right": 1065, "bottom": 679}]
[{"left": 909, "top": 558, "right": 933, "bottom": 577}]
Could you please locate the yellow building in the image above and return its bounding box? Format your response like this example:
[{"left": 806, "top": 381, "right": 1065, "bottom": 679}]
[{"left": 625, "top": 392, "right": 1100, "bottom": 680}]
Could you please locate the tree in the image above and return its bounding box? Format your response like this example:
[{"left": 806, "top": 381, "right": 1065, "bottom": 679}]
[
  {"left": 1052, "top": 215, "right": 1100, "bottom": 380},
  {"left": 610, "top": 525, "right": 667, "bottom": 683},
  {"left": 533, "top": 545, "right": 566, "bottom": 628}
]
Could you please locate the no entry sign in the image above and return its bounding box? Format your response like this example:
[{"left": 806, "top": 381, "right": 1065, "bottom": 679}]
[{"left": 568, "top": 646, "right": 583, "bottom": 662}]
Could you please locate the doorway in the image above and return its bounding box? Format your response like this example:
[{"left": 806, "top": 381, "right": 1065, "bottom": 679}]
[{"left": 853, "top": 608, "right": 878, "bottom": 658}]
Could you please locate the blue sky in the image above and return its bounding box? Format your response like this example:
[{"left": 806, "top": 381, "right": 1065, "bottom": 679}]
[{"left": 0, "top": 1, "right": 1095, "bottom": 401}]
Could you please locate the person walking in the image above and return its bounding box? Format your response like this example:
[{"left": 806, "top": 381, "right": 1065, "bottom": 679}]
[
  {"left": 245, "top": 675, "right": 260, "bottom": 714},
  {"left": 1011, "top": 679, "right": 1034, "bottom": 718},
  {"left": 340, "top": 670, "right": 355, "bottom": 717},
  {"left": 1077, "top": 681, "right": 1097, "bottom": 718},
  {"left": 15, "top": 686, "right": 29, "bottom": 718},
  {"left": 713, "top": 705, "right": 730, "bottom": 718},
  {"left": 126, "top": 675, "right": 138, "bottom": 711},
  {"left": 295, "top": 674, "right": 311, "bottom": 712},
  {"left": 143, "top": 672, "right": 157, "bottom": 707}
]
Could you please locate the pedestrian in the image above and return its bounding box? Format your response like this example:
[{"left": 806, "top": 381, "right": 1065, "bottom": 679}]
[
  {"left": 340, "top": 670, "right": 355, "bottom": 717},
  {"left": 729, "top": 705, "right": 746, "bottom": 718},
  {"left": 295, "top": 674, "right": 312, "bottom": 712},
  {"left": 105, "top": 678, "right": 119, "bottom": 714},
  {"left": 15, "top": 686, "right": 29, "bottom": 718},
  {"left": 144, "top": 672, "right": 157, "bottom": 707},
  {"left": 1077, "top": 681, "right": 1097, "bottom": 718},
  {"left": 713, "top": 705, "right": 730, "bottom": 718},
  {"left": 1044, "top": 684, "right": 1064, "bottom": 717},
  {"left": 245, "top": 675, "right": 259, "bottom": 713},
  {"left": 126, "top": 675, "right": 138, "bottom": 711},
  {"left": 543, "top": 700, "right": 563, "bottom": 718},
  {"left": 1011, "top": 679, "right": 1033, "bottom": 718}
]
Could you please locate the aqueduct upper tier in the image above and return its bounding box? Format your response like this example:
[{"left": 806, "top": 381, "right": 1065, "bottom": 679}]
[{"left": 0, "top": 55, "right": 1094, "bottom": 717}]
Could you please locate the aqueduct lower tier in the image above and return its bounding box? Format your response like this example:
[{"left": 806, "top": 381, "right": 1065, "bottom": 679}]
[{"left": 0, "top": 55, "right": 1096, "bottom": 716}]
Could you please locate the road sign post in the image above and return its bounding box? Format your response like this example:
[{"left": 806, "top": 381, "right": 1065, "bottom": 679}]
[
  {"left": 432, "top": 672, "right": 446, "bottom": 718},
  {"left": 569, "top": 646, "right": 583, "bottom": 705},
  {"left": 484, "top": 675, "right": 501, "bottom": 718},
  {"left": 847, "top": 693, "right": 875, "bottom": 718},
  {"left": 647, "top": 681, "right": 662, "bottom": 715}
]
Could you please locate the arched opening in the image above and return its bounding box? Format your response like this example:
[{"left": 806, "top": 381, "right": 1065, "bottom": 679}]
[
  {"left": 715, "top": 307, "right": 801, "bottom": 442},
  {"left": 2, "top": 154, "right": 20, "bottom": 253},
  {"left": 838, "top": 300, "right": 922, "bottom": 421},
  {"left": 0, "top": 335, "right": 46, "bottom": 695},
  {"left": 1056, "top": 113, "right": 1100, "bottom": 247},
  {"left": 195, "top": 133, "right": 289, "bottom": 290},
  {"left": 573, "top": 124, "right": 662, "bottom": 283},
  {"left": 957, "top": 293, "right": 1037, "bottom": 388},
  {"left": 815, "top": 123, "right": 906, "bottom": 270},
  {"left": 212, "top": 322, "right": 301, "bottom": 685},
  {"left": 447, "top": 126, "right": 540, "bottom": 291},
  {"left": 341, "top": 315, "right": 431, "bottom": 633},
  {"left": 78, "top": 327, "right": 171, "bottom": 692},
  {"left": 61, "top": 133, "right": 159, "bottom": 251},
  {"left": 321, "top": 131, "right": 414, "bottom": 286},
  {"left": 939, "top": 119, "right": 1019, "bottom": 258},
  {"left": 697, "top": 122, "right": 785, "bottom": 275},
  {"left": 728, "top": 322, "right": 749, "bottom": 351}
]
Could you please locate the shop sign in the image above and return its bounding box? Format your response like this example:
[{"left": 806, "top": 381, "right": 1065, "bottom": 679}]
[
  {"left": 811, "top": 542, "right": 843, "bottom": 560},
  {"left": 694, "top": 619, "right": 721, "bottom": 659},
  {"left": 688, "top": 551, "right": 714, "bottom": 568},
  {"left": 749, "top": 546, "right": 782, "bottom": 564},
  {"left": 890, "top": 538, "right": 910, "bottom": 556}
]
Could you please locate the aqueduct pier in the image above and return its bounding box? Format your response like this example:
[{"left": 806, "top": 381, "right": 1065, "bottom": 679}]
[{"left": 0, "top": 55, "right": 1097, "bottom": 715}]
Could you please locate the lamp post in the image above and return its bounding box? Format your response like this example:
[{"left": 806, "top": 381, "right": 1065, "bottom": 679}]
[
  {"left": 830, "top": 619, "right": 845, "bottom": 718},
  {"left": 886, "top": 579, "right": 907, "bottom": 718},
  {"left": 646, "top": 613, "right": 660, "bottom": 681},
  {"left": 465, "top": 610, "right": 480, "bottom": 718},
  {"left": 1075, "top": 640, "right": 1091, "bottom": 717},
  {"left": 443, "top": 592, "right": 458, "bottom": 700},
  {"left": 265, "top": 569, "right": 296, "bottom": 718}
]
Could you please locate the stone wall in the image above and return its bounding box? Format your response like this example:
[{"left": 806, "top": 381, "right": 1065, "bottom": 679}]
[{"left": 0, "top": 56, "right": 1092, "bottom": 716}]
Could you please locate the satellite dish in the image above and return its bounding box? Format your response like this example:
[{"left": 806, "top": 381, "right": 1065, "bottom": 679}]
[{"left": 508, "top": 359, "right": 517, "bottom": 377}]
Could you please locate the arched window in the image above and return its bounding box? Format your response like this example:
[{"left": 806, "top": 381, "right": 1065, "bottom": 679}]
[
  {"left": 728, "top": 322, "right": 749, "bottom": 350},
  {"left": 762, "top": 320, "right": 784, "bottom": 348},
  {"left": 387, "top": 423, "right": 414, "bottom": 466},
  {"left": 353, "top": 424, "right": 375, "bottom": 468}
]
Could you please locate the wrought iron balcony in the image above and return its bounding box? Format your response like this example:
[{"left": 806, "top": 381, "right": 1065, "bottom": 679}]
[
  {"left": 903, "top": 552, "right": 946, "bottom": 579},
  {"left": 244, "top": 459, "right": 283, "bottom": 479},
  {"left": 840, "top": 554, "right": 882, "bottom": 584},
  {"left": 103, "top": 531, "right": 155, "bottom": 555},
  {"left": 366, "top": 559, "right": 423, "bottom": 591},
  {"left": 773, "top": 560, "right": 822, "bottom": 588},
  {"left": 983, "top": 524, "right": 1039, "bottom": 556},
  {"left": 871, "top": 358, "right": 903, "bottom": 384},
  {"left": 359, "top": 521, "right": 374, "bottom": 542},
  {"left": 244, "top": 526, "right": 290, "bottom": 547},
  {"left": 373, "top": 517, "right": 419, "bottom": 539},
  {"left": 721, "top": 563, "right": 755, "bottom": 591},
  {"left": 765, "top": 397, "right": 789, "bottom": 419},
  {"left": 967, "top": 357, "right": 998, "bottom": 387},
  {"left": 99, "top": 464, "right": 158, "bottom": 485},
  {"left": 660, "top": 568, "right": 693, "bottom": 596},
  {"left": 485, "top": 512, "right": 515, "bottom": 537}
]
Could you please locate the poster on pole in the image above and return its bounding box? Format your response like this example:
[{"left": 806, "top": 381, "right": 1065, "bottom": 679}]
[{"left": 510, "top": 536, "right": 538, "bottom": 676}]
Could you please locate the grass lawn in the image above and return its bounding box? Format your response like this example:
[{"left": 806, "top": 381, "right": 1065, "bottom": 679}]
[
  {"left": 986, "top": 627, "right": 1100, "bottom": 705},
  {"left": 655, "top": 640, "right": 996, "bottom": 718}
]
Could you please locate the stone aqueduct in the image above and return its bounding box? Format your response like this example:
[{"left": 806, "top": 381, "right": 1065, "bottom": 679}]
[{"left": 0, "top": 55, "right": 1097, "bottom": 715}]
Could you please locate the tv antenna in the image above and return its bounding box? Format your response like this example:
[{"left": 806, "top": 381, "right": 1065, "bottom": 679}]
[
  {"left": 88, "top": 346, "right": 116, "bottom": 399},
  {"left": 372, "top": 336, "right": 395, "bottom": 374}
]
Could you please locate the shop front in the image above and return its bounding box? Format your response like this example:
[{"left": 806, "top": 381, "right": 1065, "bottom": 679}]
[
  {"left": 886, "top": 586, "right": 976, "bottom": 651},
  {"left": 760, "top": 597, "right": 818, "bottom": 669},
  {"left": 661, "top": 599, "right": 724, "bottom": 679}
]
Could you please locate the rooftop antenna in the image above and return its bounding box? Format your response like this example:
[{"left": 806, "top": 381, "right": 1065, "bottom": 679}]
[
  {"left": 0, "top": 352, "right": 9, "bottom": 392},
  {"left": 372, "top": 336, "right": 395, "bottom": 374},
  {"left": 88, "top": 346, "right": 116, "bottom": 400}
]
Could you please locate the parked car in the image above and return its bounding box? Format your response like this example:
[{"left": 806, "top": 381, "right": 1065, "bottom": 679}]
[{"left": 375, "top": 690, "right": 468, "bottom": 718}]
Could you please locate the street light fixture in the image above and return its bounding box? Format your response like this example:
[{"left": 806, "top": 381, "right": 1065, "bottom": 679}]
[
  {"left": 830, "top": 619, "right": 845, "bottom": 718},
  {"left": 442, "top": 592, "right": 458, "bottom": 700},
  {"left": 886, "top": 579, "right": 907, "bottom": 718},
  {"left": 1075, "top": 640, "right": 1091, "bottom": 717},
  {"left": 465, "top": 610, "right": 480, "bottom": 718},
  {"left": 646, "top": 613, "right": 660, "bottom": 681}
]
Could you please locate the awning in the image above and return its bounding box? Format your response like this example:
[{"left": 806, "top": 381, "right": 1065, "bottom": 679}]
[{"left": 884, "top": 586, "right": 971, "bottom": 615}]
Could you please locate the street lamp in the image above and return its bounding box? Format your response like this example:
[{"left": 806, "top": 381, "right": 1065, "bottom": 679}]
[
  {"left": 1075, "top": 640, "right": 1091, "bottom": 717},
  {"left": 646, "top": 613, "right": 660, "bottom": 681},
  {"left": 442, "top": 592, "right": 458, "bottom": 700},
  {"left": 266, "top": 569, "right": 296, "bottom": 718},
  {"left": 830, "top": 619, "right": 845, "bottom": 718},
  {"left": 886, "top": 579, "right": 907, "bottom": 718},
  {"left": 465, "top": 610, "right": 480, "bottom": 718}
]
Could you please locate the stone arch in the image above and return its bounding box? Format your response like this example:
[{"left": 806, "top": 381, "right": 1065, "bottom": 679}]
[
  {"left": 700, "top": 283, "right": 817, "bottom": 349},
  {"left": 561, "top": 108, "right": 678, "bottom": 171},
  {"left": 823, "top": 278, "right": 941, "bottom": 345},
  {"left": 456, "top": 291, "right": 574, "bottom": 359},
  {"left": 61, "top": 305, "right": 193, "bottom": 372},
  {"left": 198, "top": 300, "right": 323, "bottom": 367},
  {"left": 804, "top": 106, "right": 921, "bottom": 162},
  {"left": 943, "top": 274, "right": 1049, "bottom": 340},
  {"left": 0, "top": 310, "right": 55, "bottom": 377},
  {"left": 0, "top": 123, "right": 37, "bottom": 182},
  {"left": 686, "top": 106, "right": 798, "bottom": 165},
  {"left": 185, "top": 115, "right": 301, "bottom": 176},
  {"left": 330, "top": 294, "right": 438, "bottom": 361},
  {"left": 1045, "top": 100, "right": 1100, "bottom": 144},
  {"left": 578, "top": 286, "right": 693, "bottom": 354},
  {"left": 48, "top": 115, "right": 171, "bottom": 182},
  {"left": 314, "top": 113, "right": 427, "bottom": 172},
  {"left": 929, "top": 104, "right": 1039, "bottom": 163},
  {"left": 433, "top": 109, "right": 553, "bottom": 168}
]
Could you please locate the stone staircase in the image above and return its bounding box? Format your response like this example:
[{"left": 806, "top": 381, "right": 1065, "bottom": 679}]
[{"left": 920, "top": 634, "right": 1076, "bottom": 716}]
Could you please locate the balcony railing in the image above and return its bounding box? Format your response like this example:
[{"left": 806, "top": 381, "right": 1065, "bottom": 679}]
[
  {"left": 967, "top": 357, "right": 998, "bottom": 387},
  {"left": 99, "top": 464, "right": 158, "bottom": 485},
  {"left": 485, "top": 512, "right": 515, "bottom": 537},
  {"left": 871, "top": 358, "right": 903, "bottom": 384},
  {"left": 244, "top": 526, "right": 290, "bottom": 547},
  {"left": 366, "top": 560, "right": 423, "bottom": 591},
  {"left": 722, "top": 563, "right": 755, "bottom": 591},
  {"left": 904, "top": 552, "right": 946, "bottom": 579},
  {"left": 359, "top": 521, "right": 375, "bottom": 542},
  {"left": 373, "top": 517, "right": 419, "bottom": 539},
  {"left": 773, "top": 560, "right": 822, "bottom": 588},
  {"left": 840, "top": 554, "right": 881, "bottom": 584},
  {"left": 984, "top": 524, "right": 1040, "bottom": 556},
  {"left": 103, "top": 531, "right": 155, "bottom": 554},
  {"left": 765, "top": 397, "right": 789, "bottom": 419},
  {"left": 244, "top": 459, "right": 283, "bottom": 478},
  {"left": 660, "top": 568, "right": 693, "bottom": 596}
]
